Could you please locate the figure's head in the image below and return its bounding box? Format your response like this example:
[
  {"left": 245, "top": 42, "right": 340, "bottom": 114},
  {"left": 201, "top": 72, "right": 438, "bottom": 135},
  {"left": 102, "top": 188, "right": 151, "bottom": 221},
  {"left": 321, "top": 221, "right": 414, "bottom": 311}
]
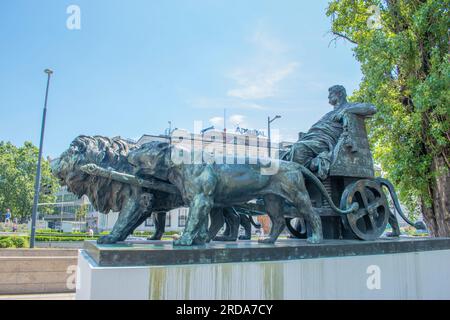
[{"left": 328, "top": 85, "right": 347, "bottom": 106}]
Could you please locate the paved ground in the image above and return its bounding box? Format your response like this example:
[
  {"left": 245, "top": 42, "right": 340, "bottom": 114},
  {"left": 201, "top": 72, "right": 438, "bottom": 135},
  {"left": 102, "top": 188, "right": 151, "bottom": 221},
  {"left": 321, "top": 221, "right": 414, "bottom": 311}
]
[
  {"left": 0, "top": 232, "right": 28, "bottom": 236},
  {"left": 0, "top": 293, "right": 75, "bottom": 300},
  {"left": 35, "top": 241, "right": 85, "bottom": 248}
]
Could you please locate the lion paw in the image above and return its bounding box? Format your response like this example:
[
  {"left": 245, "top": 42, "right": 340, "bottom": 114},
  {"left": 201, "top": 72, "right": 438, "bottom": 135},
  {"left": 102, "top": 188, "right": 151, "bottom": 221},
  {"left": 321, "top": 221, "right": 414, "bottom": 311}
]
[
  {"left": 192, "top": 237, "right": 207, "bottom": 245},
  {"left": 258, "top": 237, "right": 275, "bottom": 244},
  {"left": 307, "top": 234, "right": 322, "bottom": 244},
  {"left": 385, "top": 231, "right": 400, "bottom": 238},
  {"left": 173, "top": 235, "right": 194, "bottom": 246},
  {"left": 214, "top": 235, "right": 237, "bottom": 242},
  {"left": 147, "top": 233, "right": 163, "bottom": 241},
  {"left": 97, "top": 235, "right": 119, "bottom": 244}
]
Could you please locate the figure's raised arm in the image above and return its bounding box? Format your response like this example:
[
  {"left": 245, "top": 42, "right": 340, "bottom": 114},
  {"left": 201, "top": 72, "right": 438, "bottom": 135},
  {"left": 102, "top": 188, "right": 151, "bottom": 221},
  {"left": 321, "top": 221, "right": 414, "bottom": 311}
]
[{"left": 345, "top": 102, "right": 377, "bottom": 117}]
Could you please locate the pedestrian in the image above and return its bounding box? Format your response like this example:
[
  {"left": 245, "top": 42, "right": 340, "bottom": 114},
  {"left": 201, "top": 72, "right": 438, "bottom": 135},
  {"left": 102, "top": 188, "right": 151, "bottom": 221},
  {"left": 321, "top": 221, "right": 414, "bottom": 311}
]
[
  {"left": 12, "top": 223, "right": 17, "bottom": 232},
  {"left": 88, "top": 228, "right": 94, "bottom": 237},
  {"left": 5, "top": 209, "right": 11, "bottom": 224}
]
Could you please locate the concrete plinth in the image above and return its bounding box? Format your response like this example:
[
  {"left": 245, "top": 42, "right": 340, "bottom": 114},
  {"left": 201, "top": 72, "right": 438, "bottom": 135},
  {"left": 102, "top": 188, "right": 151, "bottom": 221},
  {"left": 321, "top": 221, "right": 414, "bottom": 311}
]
[
  {"left": 76, "top": 238, "right": 450, "bottom": 300},
  {"left": 0, "top": 249, "right": 78, "bottom": 295}
]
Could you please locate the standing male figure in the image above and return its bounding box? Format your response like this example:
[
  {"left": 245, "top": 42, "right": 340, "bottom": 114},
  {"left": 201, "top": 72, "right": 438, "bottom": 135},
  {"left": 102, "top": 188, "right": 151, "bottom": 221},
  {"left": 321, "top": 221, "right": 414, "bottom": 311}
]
[
  {"left": 288, "top": 85, "right": 377, "bottom": 178},
  {"left": 4, "top": 208, "right": 11, "bottom": 224}
]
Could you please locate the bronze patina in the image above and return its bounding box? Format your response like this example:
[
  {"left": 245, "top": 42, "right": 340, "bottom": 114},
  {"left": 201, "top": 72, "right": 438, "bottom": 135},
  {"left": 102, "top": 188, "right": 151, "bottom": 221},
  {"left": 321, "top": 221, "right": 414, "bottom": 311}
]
[{"left": 52, "top": 85, "right": 425, "bottom": 246}]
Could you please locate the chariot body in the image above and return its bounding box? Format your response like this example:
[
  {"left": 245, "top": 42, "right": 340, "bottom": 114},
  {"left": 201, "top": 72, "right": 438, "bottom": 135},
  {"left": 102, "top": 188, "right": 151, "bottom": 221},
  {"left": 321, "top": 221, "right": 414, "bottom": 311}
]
[{"left": 281, "top": 113, "right": 421, "bottom": 241}]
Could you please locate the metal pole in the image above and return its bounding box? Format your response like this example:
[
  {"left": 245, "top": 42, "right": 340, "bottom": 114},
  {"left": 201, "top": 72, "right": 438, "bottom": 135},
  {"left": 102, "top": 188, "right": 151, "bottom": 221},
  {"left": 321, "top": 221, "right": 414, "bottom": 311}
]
[
  {"left": 223, "top": 108, "right": 226, "bottom": 133},
  {"left": 267, "top": 115, "right": 281, "bottom": 158},
  {"left": 223, "top": 108, "right": 227, "bottom": 163},
  {"left": 60, "top": 190, "right": 64, "bottom": 231},
  {"left": 267, "top": 116, "right": 271, "bottom": 157},
  {"left": 30, "top": 69, "right": 53, "bottom": 248}
]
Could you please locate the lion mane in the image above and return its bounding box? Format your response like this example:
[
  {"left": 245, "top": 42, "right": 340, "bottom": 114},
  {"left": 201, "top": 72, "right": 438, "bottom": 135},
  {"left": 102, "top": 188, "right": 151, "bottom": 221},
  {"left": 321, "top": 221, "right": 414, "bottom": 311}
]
[{"left": 53, "top": 135, "right": 138, "bottom": 214}]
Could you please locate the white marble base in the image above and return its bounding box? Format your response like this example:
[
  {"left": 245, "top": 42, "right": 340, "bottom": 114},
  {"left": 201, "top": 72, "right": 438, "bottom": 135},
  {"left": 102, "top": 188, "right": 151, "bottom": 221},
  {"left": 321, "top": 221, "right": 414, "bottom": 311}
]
[{"left": 76, "top": 248, "right": 450, "bottom": 300}]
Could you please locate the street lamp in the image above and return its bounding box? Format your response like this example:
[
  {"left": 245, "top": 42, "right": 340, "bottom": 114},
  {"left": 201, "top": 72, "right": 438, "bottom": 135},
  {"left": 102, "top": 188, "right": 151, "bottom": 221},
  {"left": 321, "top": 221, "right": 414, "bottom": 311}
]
[
  {"left": 200, "top": 126, "right": 214, "bottom": 135},
  {"left": 30, "top": 69, "right": 53, "bottom": 248},
  {"left": 267, "top": 115, "right": 281, "bottom": 157},
  {"left": 167, "top": 121, "right": 172, "bottom": 135}
]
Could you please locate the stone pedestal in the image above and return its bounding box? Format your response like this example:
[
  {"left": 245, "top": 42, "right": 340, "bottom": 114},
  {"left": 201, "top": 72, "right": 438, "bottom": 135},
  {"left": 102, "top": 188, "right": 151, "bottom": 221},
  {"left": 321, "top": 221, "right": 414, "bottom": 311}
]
[
  {"left": 76, "top": 238, "right": 450, "bottom": 300},
  {"left": 0, "top": 249, "right": 77, "bottom": 295}
]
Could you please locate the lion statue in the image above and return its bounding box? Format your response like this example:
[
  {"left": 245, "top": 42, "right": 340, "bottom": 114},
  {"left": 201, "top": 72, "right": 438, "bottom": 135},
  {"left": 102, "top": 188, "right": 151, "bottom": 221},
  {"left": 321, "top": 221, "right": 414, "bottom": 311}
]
[
  {"left": 51, "top": 135, "right": 183, "bottom": 243},
  {"left": 52, "top": 135, "right": 259, "bottom": 244}
]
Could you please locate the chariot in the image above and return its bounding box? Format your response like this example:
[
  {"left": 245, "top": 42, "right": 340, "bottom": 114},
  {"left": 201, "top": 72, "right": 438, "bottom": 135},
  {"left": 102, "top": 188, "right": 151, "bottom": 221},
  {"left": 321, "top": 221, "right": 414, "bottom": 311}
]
[{"left": 282, "top": 113, "right": 420, "bottom": 241}]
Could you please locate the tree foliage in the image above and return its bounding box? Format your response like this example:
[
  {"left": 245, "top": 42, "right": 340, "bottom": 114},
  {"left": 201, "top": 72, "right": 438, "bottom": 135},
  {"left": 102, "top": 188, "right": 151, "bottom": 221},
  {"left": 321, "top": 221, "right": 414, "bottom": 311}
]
[
  {"left": 326, "top": 0, "right": 449, "bottom": 220},
  {"left": 75, "top": 203, "right": 88, "bottom": 222},
  {"left": 0, "top": 141, "right": 58, "bottom": 221}
]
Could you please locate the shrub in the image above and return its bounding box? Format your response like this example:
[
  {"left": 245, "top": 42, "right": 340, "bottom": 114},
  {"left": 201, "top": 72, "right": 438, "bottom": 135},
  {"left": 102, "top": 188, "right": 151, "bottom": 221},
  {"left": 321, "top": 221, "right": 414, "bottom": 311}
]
[
  {"left": 164, "top": 231, "right": 180, "bottom": 236},
  {"left": 0, "top": 236, "right": 29, "bottom": 248},
  {"left": 133, "top": 230, "right": 151, "bottom": 236},
  {"left": 10, "top": 236, "right": 29, "bottom": 248},
  {"left": 0, "top": 238, "right": 14, "bottom": 248},
  {"left": 34, "top": 235, "right": 100, "bottom": 242},
  {"left": 36, "top": 228, "right": 62, "bottom": 234}
]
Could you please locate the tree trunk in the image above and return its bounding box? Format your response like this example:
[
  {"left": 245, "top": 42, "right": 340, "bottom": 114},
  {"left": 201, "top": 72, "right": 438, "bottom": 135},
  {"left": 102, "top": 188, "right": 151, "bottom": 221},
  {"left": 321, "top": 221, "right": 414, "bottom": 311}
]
[{"left": 422, "top": 155, "right": 450, "bottom": 237}]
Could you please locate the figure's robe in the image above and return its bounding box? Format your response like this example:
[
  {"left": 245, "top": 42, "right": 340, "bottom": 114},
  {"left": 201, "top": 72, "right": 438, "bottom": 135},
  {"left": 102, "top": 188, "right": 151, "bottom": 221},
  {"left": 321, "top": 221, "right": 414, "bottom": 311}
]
[{"left": 290, "top": 104, "right": 346, "bottom": 169}]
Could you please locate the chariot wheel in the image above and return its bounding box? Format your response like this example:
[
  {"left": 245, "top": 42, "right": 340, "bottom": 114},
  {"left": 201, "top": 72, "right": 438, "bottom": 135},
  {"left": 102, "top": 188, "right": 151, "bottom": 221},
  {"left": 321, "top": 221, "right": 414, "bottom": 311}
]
[
  {"left": 285, "top": 217, "right": 307, "bottom": 239},
  {"left": 340, "top": 179, "right": 390, "bottom": 241}
]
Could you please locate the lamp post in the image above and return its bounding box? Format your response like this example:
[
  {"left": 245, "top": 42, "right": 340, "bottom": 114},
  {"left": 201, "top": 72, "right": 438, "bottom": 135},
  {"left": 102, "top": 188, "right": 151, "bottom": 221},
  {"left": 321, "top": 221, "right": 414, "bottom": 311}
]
[
  {"left": 267, "top": 115, "right": 281, "bottom": 158},
  {"left": 30, "top": 69, "right": 53, "bottom": 248}
]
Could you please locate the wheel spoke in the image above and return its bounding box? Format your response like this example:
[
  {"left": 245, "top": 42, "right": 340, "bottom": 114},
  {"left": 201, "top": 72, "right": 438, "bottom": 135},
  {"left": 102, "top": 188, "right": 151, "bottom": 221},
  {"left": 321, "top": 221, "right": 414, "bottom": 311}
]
[
  {"left": 371, "top": 197, "right": 386, "bottom": 210},
  {"left": 368, "top": 214, "right": 377, "bottom": 231},
  {"left": 359, "top": 188, "right": 370, "bottom": 208},
  {"left": 354, "top": 209, "right": 367, "bottom": 220}
]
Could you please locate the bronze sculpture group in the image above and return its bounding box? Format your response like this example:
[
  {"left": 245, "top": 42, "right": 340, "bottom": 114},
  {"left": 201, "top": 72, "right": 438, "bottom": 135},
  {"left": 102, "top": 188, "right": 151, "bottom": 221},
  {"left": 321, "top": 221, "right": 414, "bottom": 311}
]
[{"left": 51, "top": 85, "right": 425, "bottom": 246}]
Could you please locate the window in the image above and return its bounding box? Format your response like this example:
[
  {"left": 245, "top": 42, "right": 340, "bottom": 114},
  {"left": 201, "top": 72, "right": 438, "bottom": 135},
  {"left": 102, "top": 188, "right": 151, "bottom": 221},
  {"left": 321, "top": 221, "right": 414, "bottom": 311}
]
[
  {"left": 144, "top": 214, "right": 170, "bottom": 227},
  {"left": 178, "top": 209, "right": 187, "bottom": 227},
  {"left": 66, "top": 206, "right": 76, "bottom": 214}
]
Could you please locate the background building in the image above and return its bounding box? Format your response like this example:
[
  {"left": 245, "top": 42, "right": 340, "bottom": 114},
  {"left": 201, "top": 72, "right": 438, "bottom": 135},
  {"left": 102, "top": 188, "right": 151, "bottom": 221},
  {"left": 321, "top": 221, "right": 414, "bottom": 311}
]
[{"left": 38, "top": 186, "right": 96, "bottom": 232}]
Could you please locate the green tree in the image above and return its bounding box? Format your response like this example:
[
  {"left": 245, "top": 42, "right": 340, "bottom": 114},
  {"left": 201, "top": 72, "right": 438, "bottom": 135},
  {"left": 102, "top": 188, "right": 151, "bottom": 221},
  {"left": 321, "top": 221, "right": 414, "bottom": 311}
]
[
  {"left": 327, "top": 0, "right": 449, "bottom": 236},
  {"left": 75, "top": 203, "right": 88, "bottom": 222},
  {"left": 0, "top": 141, "right": 58, "bottom": 222}
]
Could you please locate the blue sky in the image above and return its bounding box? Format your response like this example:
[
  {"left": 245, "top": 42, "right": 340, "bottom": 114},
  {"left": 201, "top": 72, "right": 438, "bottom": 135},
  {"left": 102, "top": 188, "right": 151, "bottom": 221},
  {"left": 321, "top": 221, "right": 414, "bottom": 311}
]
[{"left": 0, "top": 0, "right": 361, "bottom": 158}]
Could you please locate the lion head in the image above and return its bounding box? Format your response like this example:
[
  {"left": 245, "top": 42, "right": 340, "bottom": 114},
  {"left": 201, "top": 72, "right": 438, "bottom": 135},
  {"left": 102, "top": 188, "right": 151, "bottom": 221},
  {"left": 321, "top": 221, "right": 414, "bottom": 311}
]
[
  {"left": 128, "top": 141, "right": 171, "bottom": 181},
  {"left": 52, "top": 135, "right": 138, "bottom": 214}
]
